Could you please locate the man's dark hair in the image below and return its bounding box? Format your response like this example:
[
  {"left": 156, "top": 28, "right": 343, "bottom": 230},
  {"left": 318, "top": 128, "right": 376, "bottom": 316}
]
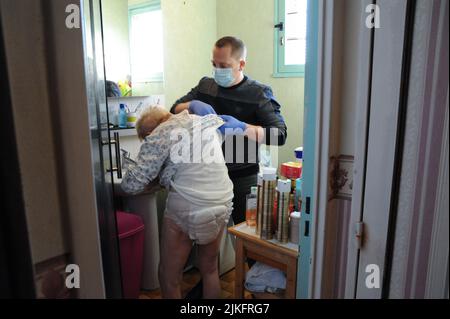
[{"left": 215, "top": 36, "right": 247, "bottom": 60}]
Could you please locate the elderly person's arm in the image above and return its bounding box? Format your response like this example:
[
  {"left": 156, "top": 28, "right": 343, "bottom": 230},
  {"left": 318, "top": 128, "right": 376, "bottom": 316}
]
[{"left": 121, "top": 132, "right": 170, "bottom": 195}]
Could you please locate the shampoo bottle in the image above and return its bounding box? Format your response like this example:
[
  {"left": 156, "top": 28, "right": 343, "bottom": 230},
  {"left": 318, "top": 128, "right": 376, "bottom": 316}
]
[{"left": 118, "top": 104, "right": 127, "bottom": 128}]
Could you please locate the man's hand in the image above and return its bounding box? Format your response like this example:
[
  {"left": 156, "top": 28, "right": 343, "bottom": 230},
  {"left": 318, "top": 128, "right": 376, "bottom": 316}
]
[
  {"left": 218, "top": 115, "right": 248, "bottom": 135},
  {"left": 188, "top": 100, "right": 217, "bottom": 116},
  {"left": 173, "top": 102, "right": 190, "bottom": 114}
]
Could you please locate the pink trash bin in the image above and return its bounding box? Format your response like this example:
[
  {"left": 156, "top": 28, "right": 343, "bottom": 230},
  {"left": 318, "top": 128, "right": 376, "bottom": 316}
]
[{"left": 116, "top": 211, "right": 145, "bottom": 299}]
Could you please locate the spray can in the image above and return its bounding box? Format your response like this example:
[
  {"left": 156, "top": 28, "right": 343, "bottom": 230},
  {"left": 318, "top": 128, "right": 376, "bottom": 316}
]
[
  {"left": 276, "top": 179, "right": 291, "bottom": 243},
  {"left": 256, "top": 173, "right": 263, "bottom": 236},
  {"left": 289, "top": 211, "right": 301, "bottom": 244},
  {"left": 260, "top": 167, "right": 277, "bottom": 240}
]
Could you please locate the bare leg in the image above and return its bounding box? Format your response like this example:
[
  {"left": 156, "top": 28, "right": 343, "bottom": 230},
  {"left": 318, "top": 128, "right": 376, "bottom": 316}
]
[
  {"left": 159, "top": 216, "right": 192, "bottom": 299},
  {"left": 197, "top": 226, "right": 225, "bottom": 299}
]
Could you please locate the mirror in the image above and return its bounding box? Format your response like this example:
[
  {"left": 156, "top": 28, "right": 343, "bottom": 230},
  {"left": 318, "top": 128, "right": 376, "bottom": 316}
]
[{"left": 102, "top": 0, "right": 164, "bottom": 97}]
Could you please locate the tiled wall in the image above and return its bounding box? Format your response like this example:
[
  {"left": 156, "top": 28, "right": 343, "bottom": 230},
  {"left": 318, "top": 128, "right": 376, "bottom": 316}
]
[{"left": 106, "top": 95, "right": 165, "bottom": 126}]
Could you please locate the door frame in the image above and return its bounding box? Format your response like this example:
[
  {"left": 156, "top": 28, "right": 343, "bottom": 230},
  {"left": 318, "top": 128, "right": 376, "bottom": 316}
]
[
  {"left": 299, "top": 0, "right": 357, "bottom": 298},
  {"left": 299, "top": 0, "right": 347, "bottom": 298},
  {"left": 296, "top": 0, "right": 320, "bottom": 299},
  {"left": 343, "top": 0, "right": 375, "bottom": 298},
  {"left": 306, "top": 0, "right": 337, "bottom": 299},
  {"left": 81, "top": 0, "right": 124, "bottom": 298}
]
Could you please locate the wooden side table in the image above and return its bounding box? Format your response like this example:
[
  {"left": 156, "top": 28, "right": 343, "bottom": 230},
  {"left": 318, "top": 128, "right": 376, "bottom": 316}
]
[{"left": 228, "top": 222, "right": 299, "bottom": 299}]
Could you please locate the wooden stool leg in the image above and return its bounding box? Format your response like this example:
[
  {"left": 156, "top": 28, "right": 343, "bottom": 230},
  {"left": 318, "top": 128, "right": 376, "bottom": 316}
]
[
  {"left": 234, "top": 238, "right": 245, "bottom": 298},
  {"left": 286, "top": 257, "right": 297, "bottom": 298}
]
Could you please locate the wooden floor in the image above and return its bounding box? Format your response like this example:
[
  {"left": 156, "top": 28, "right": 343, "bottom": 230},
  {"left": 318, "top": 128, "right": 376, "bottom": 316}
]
[{"left": 139, "top": 267, "right": 254, "bottom": 299}]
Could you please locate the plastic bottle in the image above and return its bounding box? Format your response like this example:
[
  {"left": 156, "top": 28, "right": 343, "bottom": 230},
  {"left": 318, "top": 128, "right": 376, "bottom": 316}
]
[
  {"left": 246, "top": 187, "right": 258, "bottom": 227},
  {"left": 260, "top": 167, "right": 277, "bottom": 240},
  {"left": 276, "top": 179, "right": 291, "bottom": 243},
  {"left": 289, "top": 211, "right": 301, "bottom": 244},
  {"left": 295, "top": 147, "right": 303, "bottom": 164},
  {"left": 118, "top": 104, "right": 128, "bottom": 128},
  {"left": 295, "top": 178, "right": 303, "bottom": 212},
  {"left": 294, "top": 147, "right": 304, "bottom": 212}
]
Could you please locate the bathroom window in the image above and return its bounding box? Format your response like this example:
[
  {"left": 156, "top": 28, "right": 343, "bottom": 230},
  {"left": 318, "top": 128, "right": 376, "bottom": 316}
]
[
  {"left": 129, "top": 1, "right": 164, "bottom": 82},
  {"left": 273, "top": 0, "right": 307, "bottom": 78}
]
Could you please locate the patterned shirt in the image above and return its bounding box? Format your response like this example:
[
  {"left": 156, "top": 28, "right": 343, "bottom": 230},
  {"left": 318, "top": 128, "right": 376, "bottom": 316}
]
[{"left": 120, "top": 111, "right": 228, "bottom": 196}]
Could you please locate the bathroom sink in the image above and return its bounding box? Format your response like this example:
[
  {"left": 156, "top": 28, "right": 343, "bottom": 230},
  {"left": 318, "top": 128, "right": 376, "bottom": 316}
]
[{"left": 111, "top": 176, "right": 162, "bottom": 197}]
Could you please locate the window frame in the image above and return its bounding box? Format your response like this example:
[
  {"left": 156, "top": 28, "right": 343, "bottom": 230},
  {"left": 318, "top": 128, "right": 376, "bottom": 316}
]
[
  {"left": 273, "top": 0, "right": 306, "bottom": 78},
  {"left": 128, "top": 0, "right": 164, "bottom": 83}
]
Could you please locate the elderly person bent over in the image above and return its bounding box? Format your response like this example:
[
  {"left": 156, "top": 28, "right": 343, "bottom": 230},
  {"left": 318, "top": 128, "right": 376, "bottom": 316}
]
[{"left": 121, "top": 106, "right": 233, "bottom": 299}]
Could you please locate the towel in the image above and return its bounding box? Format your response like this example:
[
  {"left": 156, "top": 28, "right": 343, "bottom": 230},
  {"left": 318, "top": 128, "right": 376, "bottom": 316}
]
[{"left": 244, "top": 262, "right": 286, "bottom": 293}]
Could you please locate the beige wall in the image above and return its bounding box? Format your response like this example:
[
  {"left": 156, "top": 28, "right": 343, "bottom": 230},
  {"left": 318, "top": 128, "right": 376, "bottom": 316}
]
[
  {"left": 161, "top": 0, "right": 217, "bottom": 109},
  {"left": 0, "top": 0, "right": 68, "bottom": 264},
  {"left": 217, "top": 0, "right": 304, "bottom": 167}
]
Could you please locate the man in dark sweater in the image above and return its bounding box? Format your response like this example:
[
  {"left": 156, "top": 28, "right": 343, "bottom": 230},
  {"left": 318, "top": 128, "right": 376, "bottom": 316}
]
[{"left": 170, "top": 36, "right": 287, "bottom": 298}]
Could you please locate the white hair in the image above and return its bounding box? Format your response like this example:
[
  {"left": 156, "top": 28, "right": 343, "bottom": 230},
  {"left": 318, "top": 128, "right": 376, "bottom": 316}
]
[{"left": 135, "top": 105, "right": 171, "bottom": 141}]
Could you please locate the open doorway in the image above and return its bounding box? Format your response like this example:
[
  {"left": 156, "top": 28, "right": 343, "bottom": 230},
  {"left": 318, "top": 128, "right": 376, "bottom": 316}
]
[
  {"left": 1, "top": 0, "right": 447, "bottom": 301},
  {"left": 79, "top": 0, "right": 449, "bottom": 300},
  {"left": 84, "top": 0, "right": 312, "bottom": 299}
]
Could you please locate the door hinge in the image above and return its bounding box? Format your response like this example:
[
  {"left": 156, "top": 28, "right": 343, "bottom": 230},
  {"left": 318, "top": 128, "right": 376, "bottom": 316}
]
[{"left": 355, "top": 222, "right": 364, "bottom": 249}]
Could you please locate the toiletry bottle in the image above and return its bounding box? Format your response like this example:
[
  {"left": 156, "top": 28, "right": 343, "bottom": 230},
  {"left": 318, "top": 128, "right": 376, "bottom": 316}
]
[
  {"left": 276, "top": 179, "right": 291, "bottom": 243},
  {"left": 289, "top": 211, "right": 301, "bottom": 244},
  {"left": 261, "top": 167, "right": 277, "bottom": 240},
  {"left": 295, "top": 178, "right": 303, "bottom": 212},
  {"left": 245, "top": 187, "right": 257, "bottom": 227},
  {"left": 295, "top": 147, "right": 304, "bottom": 211},
  {"left": 118, "top": 104, "right": 127, "bottom": 128}
]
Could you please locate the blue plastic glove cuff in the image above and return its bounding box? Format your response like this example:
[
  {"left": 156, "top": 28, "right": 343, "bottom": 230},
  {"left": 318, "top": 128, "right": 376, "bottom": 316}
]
[{"left": 218, "top": 115, "right": 248, "bottom": 135}]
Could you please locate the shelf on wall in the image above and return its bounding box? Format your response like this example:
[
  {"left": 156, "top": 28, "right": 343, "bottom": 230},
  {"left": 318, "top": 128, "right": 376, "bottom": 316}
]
[
  {"left": 110, "top": 127, "right": 137, "bottom": 137},
  {"left": 107, "top": 96, "right": 150, "bottom": 99}
]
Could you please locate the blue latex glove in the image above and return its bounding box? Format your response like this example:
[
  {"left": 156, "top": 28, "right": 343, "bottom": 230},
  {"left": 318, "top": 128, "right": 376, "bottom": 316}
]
[
  {"left": 218, "top": 115, "right": 248, "bottom": 135},
  {"left": 188, "top": 100, "right": 217, "bottom": 116}
]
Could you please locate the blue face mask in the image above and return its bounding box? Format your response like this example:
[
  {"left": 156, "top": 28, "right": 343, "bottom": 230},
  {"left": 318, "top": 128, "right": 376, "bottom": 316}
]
[{"left": 213, "top": 67, "right": 235, "bottom": 88}]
